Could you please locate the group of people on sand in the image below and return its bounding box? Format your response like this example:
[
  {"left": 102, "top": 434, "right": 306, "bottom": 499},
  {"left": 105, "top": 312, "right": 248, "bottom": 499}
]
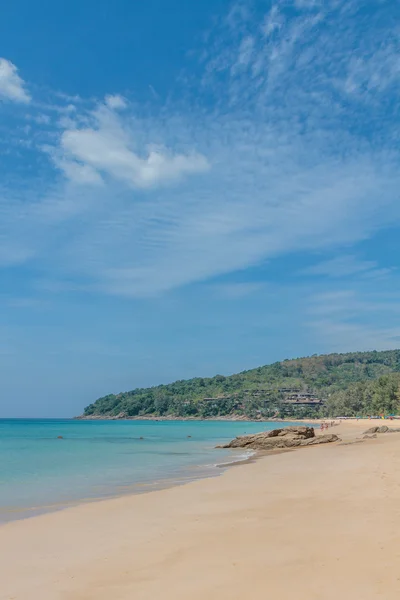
[{"left": 320, "top": 420, "right": 336, "bottom": 431}]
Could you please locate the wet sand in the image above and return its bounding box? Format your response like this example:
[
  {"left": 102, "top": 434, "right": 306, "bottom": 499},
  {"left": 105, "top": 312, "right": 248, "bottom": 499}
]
[{"left": 2, "top": 419, "right": 400, "bottom": 600}]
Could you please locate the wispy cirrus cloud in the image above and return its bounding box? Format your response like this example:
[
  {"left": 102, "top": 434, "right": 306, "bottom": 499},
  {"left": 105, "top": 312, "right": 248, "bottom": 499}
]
[
  {"left": 301, "top": 255, "right": 394, "bottom": 279},
  {"left": 307, "top": 287, "right": 400, "bottom": 351},
  {"left": 340, "top": 36, "right": 400, "bottom": 97}
]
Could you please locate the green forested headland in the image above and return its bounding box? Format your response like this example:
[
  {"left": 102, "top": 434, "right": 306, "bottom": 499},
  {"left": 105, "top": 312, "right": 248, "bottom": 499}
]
[{"left": 82, "top": 350, "right": 400, "bottom": 419}]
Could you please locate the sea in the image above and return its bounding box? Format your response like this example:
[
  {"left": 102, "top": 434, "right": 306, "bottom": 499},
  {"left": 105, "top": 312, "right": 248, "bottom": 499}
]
[{"left": 0, "top": 418, "right": 301, "bottom": 523}]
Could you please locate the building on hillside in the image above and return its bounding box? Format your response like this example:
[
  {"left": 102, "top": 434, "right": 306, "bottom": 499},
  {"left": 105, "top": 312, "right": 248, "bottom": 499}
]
[{"left": 282, "top": 394, "right": 324, "bottom": 408}]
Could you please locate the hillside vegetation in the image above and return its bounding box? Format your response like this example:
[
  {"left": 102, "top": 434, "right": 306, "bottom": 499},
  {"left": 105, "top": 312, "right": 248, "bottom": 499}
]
[{"left": 82, "top": 350, "right": 400, "bottom": 419}]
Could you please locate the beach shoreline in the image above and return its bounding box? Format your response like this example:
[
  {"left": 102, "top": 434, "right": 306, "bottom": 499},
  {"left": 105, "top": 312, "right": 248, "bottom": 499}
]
[
  {"left": 0, "top": 446, "right": 258, "bottom": 526},
  {"left": 76, "top": 414, "right": 400, "bottom": 423},
  {"left": 75, "top": 414, "right": 305, "bottom": 421},
  {"left": 2, "top": 419, "right": 303, "bottom": 526},
  {"left": 2, "top": 419, "right": 400, "bottom": 600}
]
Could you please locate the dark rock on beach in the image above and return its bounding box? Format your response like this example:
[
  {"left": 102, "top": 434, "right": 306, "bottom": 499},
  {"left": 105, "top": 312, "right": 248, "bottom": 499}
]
[
  {"left": 363, "top": 426, "right": 380, "bottom": 434},
  {"left": 217, "top": 426, "right": 340, "bottom": 451},
  {"left": 363, "top": 425, "right": 400, "bottom": 435},
  {"left": 304, "top": 434, "right": 340, "bottom": 446}
]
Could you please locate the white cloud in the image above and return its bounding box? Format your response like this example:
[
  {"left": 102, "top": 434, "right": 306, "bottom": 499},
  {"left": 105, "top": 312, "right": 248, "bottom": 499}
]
[
  {"left": 53, "top": 157, "right": 104, "bottom": 186},
  {"left": 0, "top": 58, "right": 30, "bottom": 103},
  {"left": 55, "top": 107, "right": 210, "bottom": 188},
  {"left": 104, "top": 94, "right": 128, "bottom": 110}
]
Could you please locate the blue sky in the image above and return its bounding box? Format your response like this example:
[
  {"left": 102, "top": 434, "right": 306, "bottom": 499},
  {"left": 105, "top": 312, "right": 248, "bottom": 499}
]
[{"left": 2, "top": 0, "right": 400, "bottom": 417}]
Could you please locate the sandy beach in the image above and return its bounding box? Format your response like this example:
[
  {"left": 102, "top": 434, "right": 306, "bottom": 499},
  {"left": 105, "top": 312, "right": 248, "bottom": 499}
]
[{"left": 2, "top": 419, "right": 400, "bottom": 600}]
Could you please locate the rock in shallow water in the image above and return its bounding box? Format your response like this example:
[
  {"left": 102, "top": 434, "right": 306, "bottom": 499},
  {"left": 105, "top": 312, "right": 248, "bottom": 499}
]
[{"left": 217, "top": 426, "right": 339, "bottom": 450}]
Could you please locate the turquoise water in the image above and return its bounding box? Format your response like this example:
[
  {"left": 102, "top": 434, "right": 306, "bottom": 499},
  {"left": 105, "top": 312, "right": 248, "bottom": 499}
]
[{"left": 1, "top": 419, "right": 299, "bottom": 522}]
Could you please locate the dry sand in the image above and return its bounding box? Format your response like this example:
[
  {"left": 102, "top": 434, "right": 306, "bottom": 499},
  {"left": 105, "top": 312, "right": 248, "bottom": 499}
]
[{"left": 2, "top": 420, "right": 400, "bottom": 600}]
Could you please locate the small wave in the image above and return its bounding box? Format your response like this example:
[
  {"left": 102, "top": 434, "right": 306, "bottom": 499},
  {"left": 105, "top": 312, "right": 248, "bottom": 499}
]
[{"left": 212, "top": 450, "right": 256, "bottom": 468}]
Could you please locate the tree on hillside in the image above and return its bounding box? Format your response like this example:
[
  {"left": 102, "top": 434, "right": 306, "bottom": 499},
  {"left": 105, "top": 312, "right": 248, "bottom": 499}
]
[{"left": 370, "top": 374, "right": 400, "bottom": 415}]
